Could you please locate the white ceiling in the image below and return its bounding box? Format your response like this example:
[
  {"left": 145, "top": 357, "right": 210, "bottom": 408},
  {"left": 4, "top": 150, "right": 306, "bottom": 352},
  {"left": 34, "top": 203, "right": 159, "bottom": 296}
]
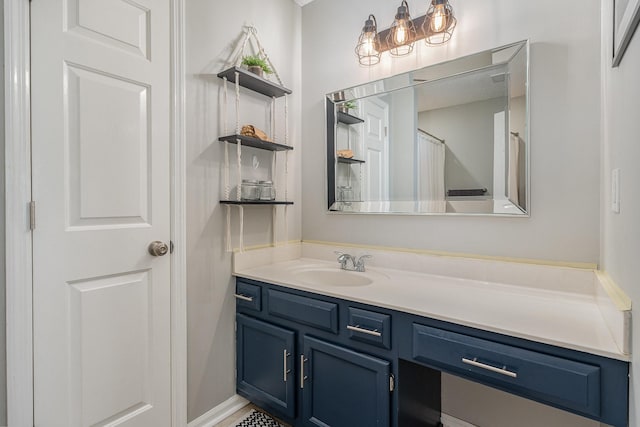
[{"left": 294, "top": 0, "right": 317, "bottom": 6}]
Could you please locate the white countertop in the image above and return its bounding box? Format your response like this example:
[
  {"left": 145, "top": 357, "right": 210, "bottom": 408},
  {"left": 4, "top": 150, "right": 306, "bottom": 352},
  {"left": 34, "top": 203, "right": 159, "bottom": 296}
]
[{"left": 233, "top": 244, "right": 631, "bottom": 361}]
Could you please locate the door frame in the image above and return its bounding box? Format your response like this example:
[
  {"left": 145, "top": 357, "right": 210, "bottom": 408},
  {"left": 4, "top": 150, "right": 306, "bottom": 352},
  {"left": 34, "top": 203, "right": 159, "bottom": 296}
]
[{"left": 4, "top": 0, "right": 188, "bottom": 425}]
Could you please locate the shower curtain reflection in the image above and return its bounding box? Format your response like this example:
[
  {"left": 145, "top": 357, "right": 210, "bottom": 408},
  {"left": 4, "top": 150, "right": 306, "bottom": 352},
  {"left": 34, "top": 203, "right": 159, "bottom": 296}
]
[{"left": 416, "top": 130, "right": 446, "bottom": 212}]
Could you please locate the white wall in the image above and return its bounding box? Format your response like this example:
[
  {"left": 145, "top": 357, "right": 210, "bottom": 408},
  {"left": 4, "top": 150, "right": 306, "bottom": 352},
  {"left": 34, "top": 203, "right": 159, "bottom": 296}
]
[
  {"left": 419, "top": 97, "right": 506, "bottom": 196},
  {"left": 301, "top": 0, "right": 602, "bottom": 264},
  {"left": 185, "top": 0, "right": 301, "bottom": 421},
  {"left": 600, "top": 1, "right": 640, "bottom": 426}
]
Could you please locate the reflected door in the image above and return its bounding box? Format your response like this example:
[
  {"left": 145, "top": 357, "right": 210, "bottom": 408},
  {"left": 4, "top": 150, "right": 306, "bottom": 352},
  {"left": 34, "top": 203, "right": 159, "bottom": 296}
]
[
  {"left": 362, "top": 99, "right": 389, "bottom": 201},
  {"left": 31, "top": 0, "right": 172, "bottom": 425}
]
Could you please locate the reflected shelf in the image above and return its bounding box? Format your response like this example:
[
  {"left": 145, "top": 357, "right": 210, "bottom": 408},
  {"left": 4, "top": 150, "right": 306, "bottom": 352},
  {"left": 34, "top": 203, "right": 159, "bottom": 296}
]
[
  {"left": 337, "top": 111, "right": 365, "bottom": 125},
  {"left": 337, "top": 157, "right": 366, "bottom": 164}
]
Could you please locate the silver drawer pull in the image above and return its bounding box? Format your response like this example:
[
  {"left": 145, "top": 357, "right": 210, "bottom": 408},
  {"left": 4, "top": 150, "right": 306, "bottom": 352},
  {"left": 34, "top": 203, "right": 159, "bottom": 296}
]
[
  {"left": 234, "top": 293, "right": 254, "bottom": 302},
  {"left": 283, "top": 350, "right": 291, "bottom": 382},
  {"left": 347, "top": 324, "right": 382, "bottom": 337},
  {"left": 300, "top": 355, "right": 308, "bottom": 389},
  {"left": 462, "top": 357, "right": 517, "bottom": 378}
]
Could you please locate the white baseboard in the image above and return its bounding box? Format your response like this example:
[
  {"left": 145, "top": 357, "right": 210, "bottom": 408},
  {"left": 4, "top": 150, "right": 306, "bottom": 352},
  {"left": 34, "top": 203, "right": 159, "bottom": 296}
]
[
  {"left": 187, "top": 394, "right": 250, "bottom": 427},
  {"left": 441, "top": 413, "right": 479, "bottom": 427}
]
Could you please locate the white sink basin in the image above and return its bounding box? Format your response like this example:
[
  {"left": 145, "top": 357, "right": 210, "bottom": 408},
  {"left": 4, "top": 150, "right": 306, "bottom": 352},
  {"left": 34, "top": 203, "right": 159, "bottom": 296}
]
[{"left": 290, "top": 267, "right": 379, "bottom": 287}]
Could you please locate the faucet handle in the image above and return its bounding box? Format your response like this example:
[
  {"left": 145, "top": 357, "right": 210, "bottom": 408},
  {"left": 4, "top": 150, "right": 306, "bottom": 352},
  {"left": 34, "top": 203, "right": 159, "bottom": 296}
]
[
  {"left": 334, "top": 251, "right": 349, "bottom": 268},
  {"left": 355, "top": 254, "right": 372, "bottom": 271}
]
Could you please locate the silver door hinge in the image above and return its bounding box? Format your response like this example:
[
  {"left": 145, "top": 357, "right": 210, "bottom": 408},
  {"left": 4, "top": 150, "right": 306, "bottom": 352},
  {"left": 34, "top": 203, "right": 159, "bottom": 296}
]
[
  {"left": 29, "top": 201, "right": 36, "bottom": 230},
  {"left": 389, "top": 374, "right": 395, "bottom": 392}
]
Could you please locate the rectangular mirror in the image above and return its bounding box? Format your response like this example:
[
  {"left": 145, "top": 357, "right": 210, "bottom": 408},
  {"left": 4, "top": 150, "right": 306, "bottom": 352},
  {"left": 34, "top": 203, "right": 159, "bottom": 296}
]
[{"left": 326, "top": 40, "right": 529, "bottom": 215}]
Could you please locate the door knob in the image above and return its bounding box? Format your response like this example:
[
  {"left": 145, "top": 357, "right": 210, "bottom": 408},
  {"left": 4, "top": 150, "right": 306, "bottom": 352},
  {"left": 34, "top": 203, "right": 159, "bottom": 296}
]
[{"left": 148, "top": 241, "right": 169, "bottom": 257}]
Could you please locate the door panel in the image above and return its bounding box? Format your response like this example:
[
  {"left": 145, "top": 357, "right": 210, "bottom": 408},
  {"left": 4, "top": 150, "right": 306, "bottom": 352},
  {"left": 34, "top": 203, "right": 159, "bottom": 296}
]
[
  {"left": 302, "top": 336, "right": 390, "bottom": 427},
  {"left": 65, "top": 63, "right": 151, "bottom": 227},
  {"left": 66, "top": 0, "right": 151, "bottom": 58},
  {"left": 69, "top": 271, "right": 153, "bottom": 426},
  {"left": 237, "top": 314, "right": 296, "bottom": 419},
  {"left": 31, "top": 0, "right": 171, "bottom": 426}
]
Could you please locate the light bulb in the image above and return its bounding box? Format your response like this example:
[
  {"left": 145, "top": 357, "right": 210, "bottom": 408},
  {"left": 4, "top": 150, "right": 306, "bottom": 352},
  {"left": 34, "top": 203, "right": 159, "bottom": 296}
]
[
  {"left": 431, "top": 3, "right": 446, "bottom": 32},
  {"left": 362, "top": 34, "right": 375, "bottom": 55},
  {"left": 394, "top": 22, "right": 408, "bottom": 45}
]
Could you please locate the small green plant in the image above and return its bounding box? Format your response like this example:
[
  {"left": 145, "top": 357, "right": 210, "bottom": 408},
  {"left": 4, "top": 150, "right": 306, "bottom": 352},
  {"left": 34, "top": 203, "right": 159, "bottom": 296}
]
[
  {"left": 241, "top": 55, "right": 273, "bottom": 74},
  {"left": 344, "top": 101, "right": 357, "bottom": 110}
]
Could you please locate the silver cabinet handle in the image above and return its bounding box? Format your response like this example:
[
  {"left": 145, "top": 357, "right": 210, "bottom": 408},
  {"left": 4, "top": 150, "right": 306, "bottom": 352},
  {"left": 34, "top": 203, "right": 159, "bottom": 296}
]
[
  {"left": 283, "top": 350, "right": 291, "bottom": 382},
  {"left": 462, "top": 357, "right": 517, "bottom": 378},
  {"left": 300, "top": 355, "right": 308, "bottom": 389},
  {"left": 234, "top": 293, "right": 253, "bottom": 302},
  {"left": 347, "top": 324, "right": 382, "bottom": 337}
]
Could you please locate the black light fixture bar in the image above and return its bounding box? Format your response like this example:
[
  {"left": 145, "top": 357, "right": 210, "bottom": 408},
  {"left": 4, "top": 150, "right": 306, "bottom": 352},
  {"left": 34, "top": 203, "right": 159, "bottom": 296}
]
[{"left": 376, "top": 14, "right": 430, "bottom": 52}]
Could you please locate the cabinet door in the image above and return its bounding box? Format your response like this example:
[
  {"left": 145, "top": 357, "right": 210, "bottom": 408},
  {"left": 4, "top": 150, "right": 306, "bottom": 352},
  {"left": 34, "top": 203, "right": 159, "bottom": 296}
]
[
  {"left": 237, "top": 314, "right": 296, "bottom": 419},
  {"left": 302, "top": 336, "right": 390, "bottom": 427}
]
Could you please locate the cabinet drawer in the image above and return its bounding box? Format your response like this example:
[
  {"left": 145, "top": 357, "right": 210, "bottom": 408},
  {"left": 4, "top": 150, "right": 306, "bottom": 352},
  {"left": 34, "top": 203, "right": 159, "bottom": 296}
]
[
  {"left": 235, "top": 282, "right": 262, "bottom": 312},
  {"left": 347, "top": 307, "right": 391, "bottom": 349},
  {"left": 268, "top": 289, "right": 338, "bottom": 333},
  {"left": 412, "top": 324, "right": 601, "bottom": 417}
]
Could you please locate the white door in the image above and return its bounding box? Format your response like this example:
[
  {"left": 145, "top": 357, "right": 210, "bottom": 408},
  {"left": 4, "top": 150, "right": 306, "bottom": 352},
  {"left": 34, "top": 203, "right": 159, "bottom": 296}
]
[
  {"left": 362, "top": 99, "right": 389, "bottom": 201},
  {"left": 31, "top": 1, "right": 172, "bottom": 426}
]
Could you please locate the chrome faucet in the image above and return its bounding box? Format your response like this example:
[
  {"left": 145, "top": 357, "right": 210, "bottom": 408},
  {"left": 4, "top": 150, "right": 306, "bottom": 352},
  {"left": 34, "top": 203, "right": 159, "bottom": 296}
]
[{"left": 335, "top": 252, "right": 372, "bottom": 272}]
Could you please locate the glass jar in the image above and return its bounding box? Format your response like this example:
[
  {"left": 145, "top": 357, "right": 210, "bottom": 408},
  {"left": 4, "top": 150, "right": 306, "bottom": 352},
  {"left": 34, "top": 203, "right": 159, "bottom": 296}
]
[
  {"left": 240, "top": 179, "right": 260, "bottom": 200},
  {"left": 258, "top": 180, "right": 276, "bottom": 201},
  {"left": 337, "top": 185, "right": 353, "bottom": 202}
]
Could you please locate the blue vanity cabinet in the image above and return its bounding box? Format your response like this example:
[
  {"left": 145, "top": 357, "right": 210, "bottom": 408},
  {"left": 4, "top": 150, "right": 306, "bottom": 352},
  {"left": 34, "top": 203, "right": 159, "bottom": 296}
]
[
  {"left": 236, "top": 313, "right": 296, "bottom": 419},
  {"left": 235, "top": 277, "right": 629, "bottom": 427},
  {"left": 236, "top": 278, "right": 395, "bottom": 426},
  {"left": 301, "top": 336, "right": 391, "bottom": 427}
]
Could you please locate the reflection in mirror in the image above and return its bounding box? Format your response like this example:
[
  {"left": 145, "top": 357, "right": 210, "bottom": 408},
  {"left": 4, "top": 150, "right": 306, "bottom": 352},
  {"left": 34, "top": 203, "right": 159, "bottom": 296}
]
[{"left": 326, "top": 40, "right": 529, "bottom": 215}]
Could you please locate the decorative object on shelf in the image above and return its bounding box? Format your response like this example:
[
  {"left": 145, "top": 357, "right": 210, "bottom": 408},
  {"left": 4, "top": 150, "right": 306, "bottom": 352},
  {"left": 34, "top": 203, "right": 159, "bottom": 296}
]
[
  {"left": 355, "top": 14, "right": 381, "bottom": 66},
  {"left": 613, "top": 0, "right": 640, "bottom": 67},
  {"left": 259, "top": 180, "right": 276, "bottom": 201},
  {"left": 217, "top": 26, "right": 293, "bottom": 252},
  {"left": 387, "top": 1, "right": 418, "bottom": 56},
  {"left": 337, "top": 100, "right": 357, "bottom": 114},
  {"left": 355, "top": 0, "right": 457, "bottom": 66},
  {"left": 241, "top": 54, "right": 273, "bottom": 77},
  {"left": 337, "top": 185, "right": 354, "bottom": 202},
  {"left": 337, "top": 149, "right": 354, "bottom": 159},
  {"left": 241, "top": 124, "right": 271, "bottom": 142},
  {"left": 241, "top": 179, "right": 261, "bottom": 201}
]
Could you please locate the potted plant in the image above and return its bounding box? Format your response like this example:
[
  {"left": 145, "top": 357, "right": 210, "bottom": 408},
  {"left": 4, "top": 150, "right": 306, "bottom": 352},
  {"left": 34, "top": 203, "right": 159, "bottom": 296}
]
[
  {"left": 241, "top": 55, "right": 272, "bottom": 77},
  {"left": 338, "top": 100, "right": 357, "bottom": 114}
]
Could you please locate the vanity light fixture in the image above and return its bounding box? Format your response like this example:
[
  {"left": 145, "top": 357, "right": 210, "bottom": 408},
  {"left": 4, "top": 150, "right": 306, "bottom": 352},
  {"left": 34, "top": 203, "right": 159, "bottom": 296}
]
[
  {"left": 424, "top": 0, "right": 457, "bottom": 45},
  {"left": 355, "top": 0, "right": 457, "bottom": 66},
  {"left": 387, "top": 1, "right": 418, "bottom": 56},
  {"left": 355, "top": 14, "right": 382, "bottom": 66}
]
